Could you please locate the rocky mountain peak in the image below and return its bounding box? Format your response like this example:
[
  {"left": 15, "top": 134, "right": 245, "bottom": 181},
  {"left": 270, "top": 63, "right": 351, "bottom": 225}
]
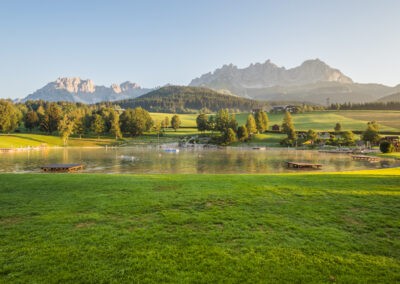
[
  {"left": 23, "top": 78, "right": 151, "bottom": 104},
  {"left": 55, "top": 77, "right": 96, "bottom": 93},
  {"left": 190, "top": 58, "right": 353, "bottom": 91}
]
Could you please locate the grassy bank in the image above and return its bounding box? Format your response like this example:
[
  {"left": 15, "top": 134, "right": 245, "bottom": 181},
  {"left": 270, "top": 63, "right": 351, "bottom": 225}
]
[{"left": 1, "top": 170, "right": 399, "bottom": 282}]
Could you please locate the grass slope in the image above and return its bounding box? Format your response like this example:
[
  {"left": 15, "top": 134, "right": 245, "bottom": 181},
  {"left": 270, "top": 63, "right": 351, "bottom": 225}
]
[
  {"left": 0, "top": 134, "right": 116, "bottom": 148},
  {"left": 1, "top": 170, "right": 399, "bottom": 282}
]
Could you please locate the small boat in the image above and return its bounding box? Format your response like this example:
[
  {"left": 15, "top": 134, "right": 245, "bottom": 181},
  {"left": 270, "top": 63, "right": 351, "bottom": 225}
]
[
  {"left": 252, "top": 147, "right": 266, "bottom": 150},
  {"left": 164, "top": 148, "right": 180, "bottom": 153}
]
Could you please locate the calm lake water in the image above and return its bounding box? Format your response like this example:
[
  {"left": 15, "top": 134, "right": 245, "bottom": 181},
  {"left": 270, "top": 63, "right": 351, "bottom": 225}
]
[{"left": 0, "top": 147, "right": 398, "bottom": 174}]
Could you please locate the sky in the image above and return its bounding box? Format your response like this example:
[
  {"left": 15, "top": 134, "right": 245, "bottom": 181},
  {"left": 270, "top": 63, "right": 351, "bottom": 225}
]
[{"left": 1, "top": 0, "right": 400, "bottom": 99}]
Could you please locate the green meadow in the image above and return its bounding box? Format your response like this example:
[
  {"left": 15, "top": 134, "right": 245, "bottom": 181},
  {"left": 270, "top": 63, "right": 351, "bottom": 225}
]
[
  {"left": 1, "top": 170, "right": 399, "bottom": 282},
  {"left": 236, "top": 110, "right": 400, "bottom": 132}
]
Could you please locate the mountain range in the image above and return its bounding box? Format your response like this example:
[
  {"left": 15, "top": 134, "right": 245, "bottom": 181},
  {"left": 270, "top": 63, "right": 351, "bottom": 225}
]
[
  {"left": 23, "top": 77, "right": 153, "bottom": 104},
  {"left": 189, "top": 59, "right": 400, "bottom": 104},
  {"left": 21, "top": 59, "right": 400, "bottom": 105}
]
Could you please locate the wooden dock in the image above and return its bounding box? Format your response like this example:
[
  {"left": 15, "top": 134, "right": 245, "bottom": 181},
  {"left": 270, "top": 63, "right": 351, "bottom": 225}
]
[
  {"left": 286, "top": 161, "right": 322, "bottom": 169},
  {"left": 41, "top": 164, "right": 83, "bottom": 173},
  {"left": 351, "top": 155, "right": 380, "bottom": 162}
]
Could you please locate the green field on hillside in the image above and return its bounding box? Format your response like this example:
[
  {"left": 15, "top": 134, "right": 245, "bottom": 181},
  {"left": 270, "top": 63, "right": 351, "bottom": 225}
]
[
  {"left": 236, "top": 111, "right": 400, "bottom": 132},
  {"left": 152, "top": 110, "right": 400, "bottom": 132},
  {"left": 1, "top": 170, "right": 399, "bottom": 282}
]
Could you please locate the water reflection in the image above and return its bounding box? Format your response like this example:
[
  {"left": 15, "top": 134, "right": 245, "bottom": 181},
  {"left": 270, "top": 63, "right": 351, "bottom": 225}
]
[{"left": 0, "top": 147, "right": 398, "bottom": 174}]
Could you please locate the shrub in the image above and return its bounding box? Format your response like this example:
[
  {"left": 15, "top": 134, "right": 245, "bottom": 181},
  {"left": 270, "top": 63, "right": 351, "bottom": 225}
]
[{"left": 380, "top": 141, "right": 395, "bottom": 153}]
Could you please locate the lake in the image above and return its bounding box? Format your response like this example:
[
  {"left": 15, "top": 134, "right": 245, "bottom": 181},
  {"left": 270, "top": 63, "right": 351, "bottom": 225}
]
[{"left": 0, "top": 146, "right": 398, "bottom": 174}]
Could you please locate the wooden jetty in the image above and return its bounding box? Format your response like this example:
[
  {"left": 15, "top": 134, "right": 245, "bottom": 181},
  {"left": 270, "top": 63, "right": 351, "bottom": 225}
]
[
  {"left": 286, "top": 161, "right": 322, "bottom": 169},
  {"left": 41, "top": 164, "right": 83, "bottom": 173},
  {"left": 351, "top": 155, "right": 380, "bottom": 162}
]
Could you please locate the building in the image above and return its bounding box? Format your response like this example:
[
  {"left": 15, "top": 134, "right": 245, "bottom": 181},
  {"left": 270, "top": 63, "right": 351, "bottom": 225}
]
[{"left": 271, "top": 124, "right": 280, "bottom": 131}]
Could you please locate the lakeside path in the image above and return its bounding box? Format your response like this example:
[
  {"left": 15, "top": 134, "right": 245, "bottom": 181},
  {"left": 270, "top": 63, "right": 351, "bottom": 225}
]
[{"left": 1, "top": 169, "right": 399, "bottom": 282}]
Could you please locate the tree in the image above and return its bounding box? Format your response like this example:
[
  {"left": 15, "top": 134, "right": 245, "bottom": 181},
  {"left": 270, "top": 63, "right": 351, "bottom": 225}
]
[
  {"left": 215, "top": 109, "right": 237, "bottom": 133},
  {"left": 91, "top": 114, "right": 105, "bottom": 139},
  {"left": 120, "top": 107, "right": 153, "bottom": 136},
  {"left": 171, "top": 115, "right": 181, "bottom": 132},
  {"left": 361, "top": 121, "right": 380, "bottom": 145},
  {"left": 306, "top": 129, "right": 318, "bottom": 143},
  {"left": 282, "top": 111, "right": 296, "bottom": 140},
  {"left": 254, "top": 111, "right": 268, "bottom": 133},
  {"left": 0, "top": 99, "right": 21, "bottom": 133},
  {"left": 196, "top": 113, "right": 208, "bottom": 132},
  {"left": 207, "top": 116, "right": 216, "bottom": 132},
  {"left": 334, "top": 122, "right": 342, "bottom": 133},
  {"left": 246, "top": 114, "right": 257, "bottom": 135},
  {"left": 24, "top": 110, "right": 39, "bottom": 131},
  {"left": 41, "top": 103, "right": 62, "bottom": 134},
  {"left": 215, "top": 109, "right": 230, "bottom": 132},
  {"left": 380, "top": 141, "right": 394, "bottom": 153},
  {"left": 342, "top": 131, "right": 355, "bottom": 145},
  {"left": 109, "top": 110, "right": 122, "bottom": 140},
  {"left": 237, "top": 125, "right": 249, "bottom": 141},
  {"left": 58, "top": 115, "right": 75, "bottom": 146},
  {"left": 161, "top": 116, "right": 169, "bottom": 130},
  {"left": 223, "top": 128, "right": 237, "bottom": 144}
]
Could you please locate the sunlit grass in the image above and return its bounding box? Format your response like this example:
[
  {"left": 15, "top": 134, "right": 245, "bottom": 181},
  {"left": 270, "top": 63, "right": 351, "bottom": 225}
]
[{"left": 1, "top": 170, "right": 399, "bottom": 282}]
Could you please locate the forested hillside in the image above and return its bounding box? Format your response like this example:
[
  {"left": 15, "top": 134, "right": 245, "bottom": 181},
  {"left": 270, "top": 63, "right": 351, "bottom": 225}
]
[{"left": 115, "top": 86, "right": 265, "bottom": 113}]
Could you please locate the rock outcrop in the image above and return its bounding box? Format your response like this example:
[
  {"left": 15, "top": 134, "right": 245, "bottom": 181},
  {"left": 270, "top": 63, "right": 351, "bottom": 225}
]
[{"left": 24, "top": 77, "right": 152, "bottom": 103}]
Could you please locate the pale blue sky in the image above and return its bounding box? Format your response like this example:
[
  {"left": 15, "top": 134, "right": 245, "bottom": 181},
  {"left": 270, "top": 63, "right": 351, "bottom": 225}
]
[{"left": 1, "top": 0, "right": 399, "bottom": 99}]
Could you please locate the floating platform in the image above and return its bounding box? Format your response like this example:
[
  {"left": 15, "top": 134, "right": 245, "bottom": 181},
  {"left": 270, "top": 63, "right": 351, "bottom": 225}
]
[
  {"left": 351, "top": 155, "right": 380, "bottom": 162},
  {"left": 41, "top": 164, "right": 83, "bottom": 173},
  {"left": 286, "top": 161, "right": 322, "bottom": 169}
]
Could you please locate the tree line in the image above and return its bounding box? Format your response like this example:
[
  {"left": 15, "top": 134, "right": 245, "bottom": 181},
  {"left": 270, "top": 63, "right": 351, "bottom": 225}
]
[
  {"left": 196, "top": 109, "right": 269, "bottom": 144},
  {"left": 0, "top": 99, "right": 183, "bottom": 145},
  {"left": 328, "top": 101, "right": 400, "bottom": 110}
]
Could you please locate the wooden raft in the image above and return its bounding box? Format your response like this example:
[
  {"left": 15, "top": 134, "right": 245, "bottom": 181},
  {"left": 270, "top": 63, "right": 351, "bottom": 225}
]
[
  {"left": 286, "top": 161, "right": 322, "bottom": 169},
  {"left": 351, "top": 155, "right": 380, "bottom": 162},
  {"left": 41, "top": 164, "right": 83, "bottom": 173}
]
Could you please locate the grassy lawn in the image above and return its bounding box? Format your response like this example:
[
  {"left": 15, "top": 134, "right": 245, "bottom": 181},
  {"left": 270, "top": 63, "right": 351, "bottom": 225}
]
[
  {"left": 378, "top": 152, "right": 400, "bottom": 159},
  {"left": 231, "top": 132, "right": 285, "bottom": 147},
  {"left": 0, "top": 134, "right": 117, "bottom": 148},
  {"left": 339, "top": 110, "right": 400, "bottom": 130},
  {"left": 150, "top": 112, "right": 198, "bottom": 127},
  {"left": 1, "top": 170, "right": 399, "bottom": 282},
  {"left": 236, "top": 110, "right": 400, "bottom": 132}
]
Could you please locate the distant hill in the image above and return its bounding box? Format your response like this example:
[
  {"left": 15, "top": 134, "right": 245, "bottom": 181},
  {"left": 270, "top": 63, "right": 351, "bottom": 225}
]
[
  {"left": 190, "top": 59, "right": 400, "bottom": 104},
  {"left": 23, "top": 77, "right": 153, "bottom": 104},
  {"left": 115, "top": 85, "right": 265, "bottom": 113},
  {"left": 377, "top": 92, "right": 400, "bottom": 103}
]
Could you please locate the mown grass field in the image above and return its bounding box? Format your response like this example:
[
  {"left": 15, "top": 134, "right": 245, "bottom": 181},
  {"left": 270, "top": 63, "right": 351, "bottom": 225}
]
[
  {"left": 1, "top": 170, "right": 399, "bottom": 282},
  {"left": 236, "top": 110, "right": 400, "bottom": 132},
  {"left": 0, "top": 134, "right": 116, "bottom": 148}
]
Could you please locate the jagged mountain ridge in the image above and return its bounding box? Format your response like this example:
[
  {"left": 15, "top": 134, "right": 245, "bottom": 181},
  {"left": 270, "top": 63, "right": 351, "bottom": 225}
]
[
  {"left": 190, "top": 59, "right": 400, "bottom": 104},
  {"left": 190, "top": 59, "right": 352, "bottom": 90},
  {"left": 23, "top": 77, "right": 153, "bottom": 104}
]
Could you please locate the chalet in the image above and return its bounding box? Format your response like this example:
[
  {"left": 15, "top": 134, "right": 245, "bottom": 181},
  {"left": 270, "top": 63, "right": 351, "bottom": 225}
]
[
  {"left": 318, "top": 132, "right": 331, "bottom": 140},
  {"left": 271, "top": 105, "right": 298, "bottom": 113},
  {"left": 271, "top": 124, "right": 280, "bottom": 131}
]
